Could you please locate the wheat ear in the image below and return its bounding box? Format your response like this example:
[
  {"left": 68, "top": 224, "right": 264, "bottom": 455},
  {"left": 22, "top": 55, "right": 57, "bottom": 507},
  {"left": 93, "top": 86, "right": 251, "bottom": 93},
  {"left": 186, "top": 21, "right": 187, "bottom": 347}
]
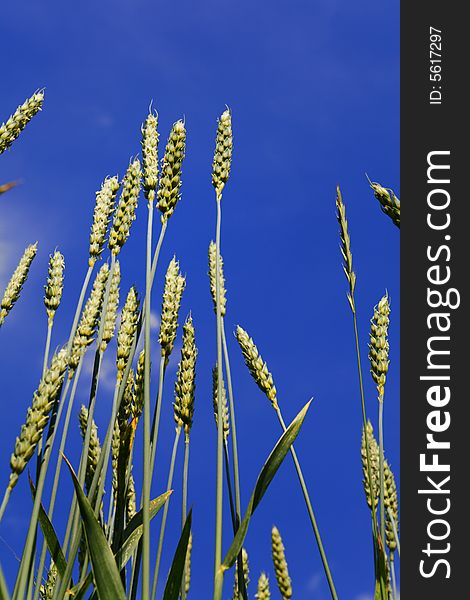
[
  {"left": 369, "top": 293, "right": 391, "bottom": 548},
  {"left": 174, "top": 315, "right": 197, "bottom": 436},
  {"left": 44, "top": 250, "right": 65, "bottom": 324},
  {"left": 271, "top": 527, "right": 292, "bottom": 600},
  {"left": 0, "top": 243, "right": 38, "bottom": 327},
  {"left": 233, "top": 548, "right": 249, "bottom": 599},
  {"left": 159, "top": 256, "right": 186, "bottom": 361},
  {"left": 212, "top": 366, "right": 229, "bottom": 440},
  {"left": 368, "top": 178, "right": 400, "bottom": 228},
  {"left": 235, "top": 326, "right": 278, "bottom": 408},
  {"left": 108, "top": 159, "right": 142, "bottom": 255},
  {"left": 384, "top": 460, "right": 399, "bottom": 555},
  {"left": 78, "top": 405, "right": 101, "bottom": 494},
  {"left": 361, "top": 420, "right": 380, "bottom": 509},
  {"left": 212, "top": 109, "right": 233, "bottom": 197},
  {"left": 156, "top": 120, "right": 186, "bottom": 221},
  {"left": 5, "top": 349, "right": 68, "bottom": 497},
  {"left": 116, "top": 286, "right": 140, "bottom": 381},
  {"left": 255, "top": 573, "right": 271, "bottom": 600},
  {"left": 100, "top": 260, "right": 121, "bottom": 352},
  {"left": 208, "top": 241, "right": 227, "bottom": 316},
  {"left": 69, "top": 262, "right": 109, "bottom": 375},
  {"left": 39, "top": 561, "right": 57, "bottom": 600},
  {"left": 0, "top": 90, "right": 44, "bottom": 154},
  {"left": 89, "top": 176, "right": 120, "bottom": 265}
]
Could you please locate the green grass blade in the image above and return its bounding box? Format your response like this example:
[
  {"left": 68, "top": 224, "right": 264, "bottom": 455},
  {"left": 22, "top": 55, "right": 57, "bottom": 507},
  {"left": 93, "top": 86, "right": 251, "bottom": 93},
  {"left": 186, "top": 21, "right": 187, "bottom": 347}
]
[
  {"left": 64, "top": 456, "right": 126, "bottom": 600},
  {"left": 28, "top": 475, "right": 67, "bottom": 579},
  {"left": 222, "top": 400, "right": 310, "bottom": 570},
  {"left": 115, "top": 491, "right": 172, "bottom": 569},
  {"left": 0, "top": 563, "right": 10, "bottom": 600},
  {"left": 162, "top": 509, "right": 192, "bottom": 600}
]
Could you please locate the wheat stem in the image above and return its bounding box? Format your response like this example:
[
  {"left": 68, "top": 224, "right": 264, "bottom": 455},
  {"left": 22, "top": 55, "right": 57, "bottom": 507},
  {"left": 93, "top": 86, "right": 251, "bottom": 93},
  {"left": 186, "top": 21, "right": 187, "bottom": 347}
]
[
  {"left": 378, "top": 399, "right": 385, "bottom": 551},
  {"left": 390, "top": 554, "right": 397, "bottom": 600},
  {"left": 275, "top": 408, "right": 338, "bottom": 600},
  {"left": 150, "top": 355, "right": 166, "bottom": 475},
  {"left": 221, "top": 324, "right": 241, "bottom": 521},
  {"left": 223, "top": 442, "right": 237, "bottom": 531},
  {"left": 142, "top": 182, "right": 155, "bottom": 600},
  {"left": 151, "top": 427, "right": 181, "bottom": 600},
  {"left": 66, "top": 265, "right": 93, "bottom": 353},
  {"left": 181, "top": 435, "right": 190, "bottom": 600},
  {"left": 214, "top": 194, "right": 224, "bottom": 590}
]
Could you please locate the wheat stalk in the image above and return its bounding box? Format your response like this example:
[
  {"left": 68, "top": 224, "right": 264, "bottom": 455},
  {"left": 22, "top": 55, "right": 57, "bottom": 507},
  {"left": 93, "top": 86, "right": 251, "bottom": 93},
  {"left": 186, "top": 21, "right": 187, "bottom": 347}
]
[{"left": 212, "top": 109, "right": 233, "bottom": 597}]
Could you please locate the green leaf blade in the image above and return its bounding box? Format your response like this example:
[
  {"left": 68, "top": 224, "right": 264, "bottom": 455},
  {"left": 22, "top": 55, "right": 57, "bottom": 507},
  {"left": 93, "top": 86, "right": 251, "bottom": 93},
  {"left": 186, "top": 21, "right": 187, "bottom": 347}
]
[
  {"left": 64, "top": 456, "right": 126, "bottom": 600},
  {"left": 222, "top": 400, "right": 310, "bottom": 570},
  {"left": 162, "top": 508, "right": 192, "bottom": 600}
]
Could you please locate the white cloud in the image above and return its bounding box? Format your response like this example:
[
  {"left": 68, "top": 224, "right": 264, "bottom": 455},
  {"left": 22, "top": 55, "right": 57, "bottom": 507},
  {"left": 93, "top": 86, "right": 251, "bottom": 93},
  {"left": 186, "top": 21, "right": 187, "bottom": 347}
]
[{"left": 307, "top": 573, "right": 322, "bottom": 592}]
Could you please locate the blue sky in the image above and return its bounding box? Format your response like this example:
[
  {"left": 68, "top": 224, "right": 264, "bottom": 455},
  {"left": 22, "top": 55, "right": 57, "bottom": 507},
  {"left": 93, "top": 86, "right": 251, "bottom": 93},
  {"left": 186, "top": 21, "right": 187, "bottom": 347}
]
[{"left": 0, "top": 1, "right": 399, "bottom": 598}]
